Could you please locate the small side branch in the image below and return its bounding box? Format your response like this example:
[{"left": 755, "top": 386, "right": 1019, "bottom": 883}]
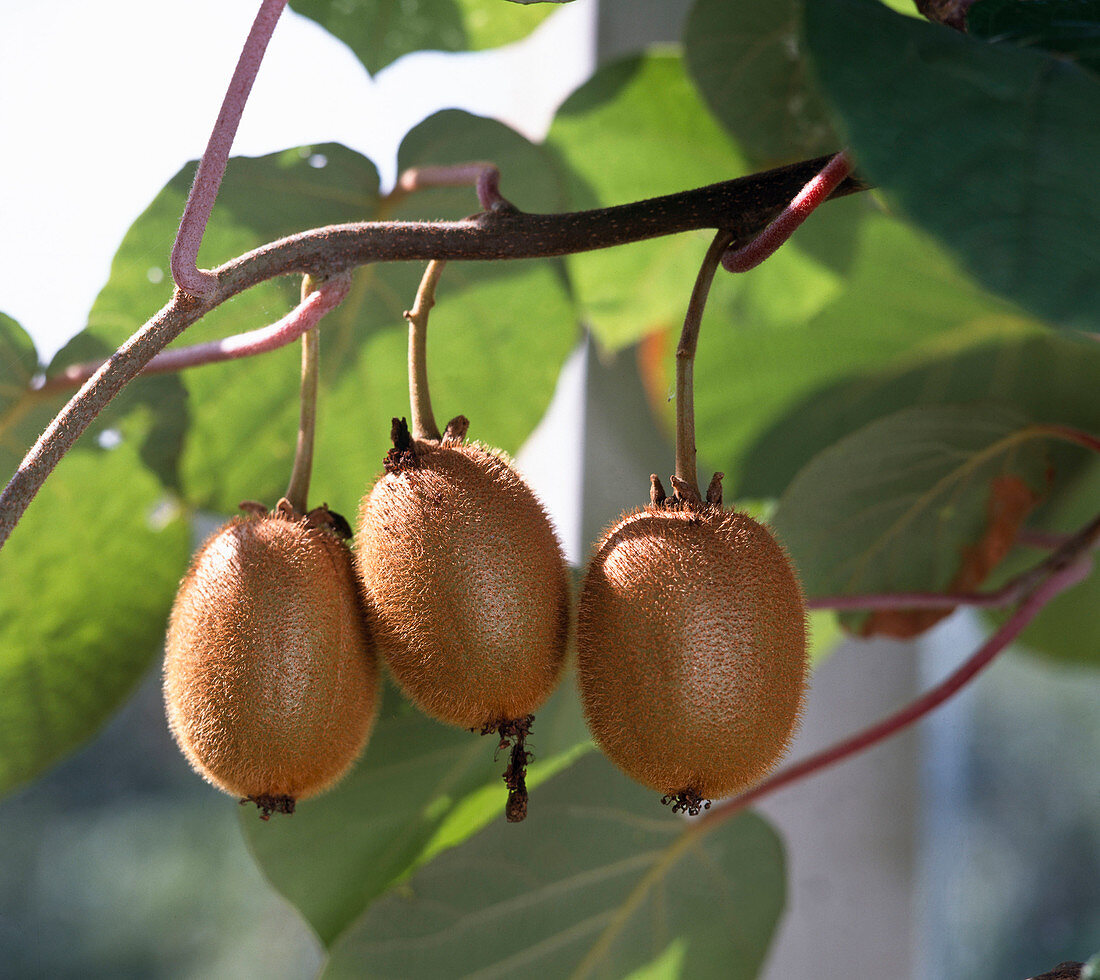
[
  {"left": 38, "top": 276, "right": 352, "bottom": 393},
  {"left": 722, "top": 151, "right": 853, "bottom": 273},
  {"left": 171, "top": 0, "right": 289, "bottom": 298},
  {"left": 699, "top": 554, "right": 1093, "bottom": 828}
]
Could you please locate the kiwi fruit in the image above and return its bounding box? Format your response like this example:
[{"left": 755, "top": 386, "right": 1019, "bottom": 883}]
[
  {"left": 355, "top": 416, "right": 570, "bottom": 733},
  {"left": 576, "top": 475, "right": 808, "bottom": 814},
  {"left": 164, "top": 499, "right": 378, "bottom": 818}
]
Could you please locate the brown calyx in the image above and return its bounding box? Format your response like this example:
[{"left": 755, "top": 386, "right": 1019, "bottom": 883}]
[
  {"left": 649, "top": 472, "right": 724, "bottom": 514},
  {"left": 245, "top": 794, "right": 296, "bottom": 820},
  {"left": 236, "top": 498, "right": 352, "bottom": 540},
  {"left": 479, "top": 714, "right": 535, "bottom": 823},
  {"left": 661, "top": 788, "right": 712, "bottom": 817}
]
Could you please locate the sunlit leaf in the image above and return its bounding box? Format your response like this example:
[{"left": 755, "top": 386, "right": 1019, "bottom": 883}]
[
  {"left": 289, "top": 0, "right": 558, "bottom": 75},
  {"left": 804, "top": 0, "right": 1100, "bottom": 332},
  {"left": 684, "top": 0, "right": 839, "bottom": 166},
  {"left": 244, "top": 677, "right": 590, "bottom": 946},
  {"left": 0, "top": 435, "right": 189, "bottom": 796},
  {"left": 80, "top": 117, "right": 575, "bottom": 516},
  {"left": 546, "top": 53, "right": 750, "bottom": 349},
  {"left": 323, "top": 752, "right": 785, "bottom": 979}
]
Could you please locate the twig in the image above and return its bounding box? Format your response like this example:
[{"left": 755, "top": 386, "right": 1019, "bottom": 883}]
[
  {"left": 405, "top": 261, "right": 447, "bottom": 442},
  {"left": 390, "top": 162, "right": 512, "bottom": 212},
  {"left": 698, "top": 553, "right": 1093, "bottom": 829},
  {"left": 0, "top": 155, "right": 867, "bottom": 551},
  {"left": 37, "top": 276, "right": 351, "bottom": 393},
  {"left": 171, "top": 0, "right": 289, "bottom": 298},
  {"left": 722, "top": 151, "right": 853, "bottom": 273}
]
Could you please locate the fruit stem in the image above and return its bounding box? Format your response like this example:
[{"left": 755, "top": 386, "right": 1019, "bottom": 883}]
[
  {"left": 406, "top": 260, "right": 447, "bottom": 442},
  {"left": 674, "top": 230, "right": 736, "bottom": 499},
  {"left": 285, "top": 276, "right": 322, "bottom": 514}
]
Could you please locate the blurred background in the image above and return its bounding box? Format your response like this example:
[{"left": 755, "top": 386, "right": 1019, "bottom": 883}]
[{"left": 1, "top": 0, "right": 1097, "bottom": 977}]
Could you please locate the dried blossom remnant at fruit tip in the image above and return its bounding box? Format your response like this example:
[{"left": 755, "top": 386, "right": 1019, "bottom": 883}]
[
  {"left": 661, "top": 789, "right": 712, "bottom": 817},
  {"left": 246, "top": 794, "right": 296, "bottom": 821},
  {"left": 480, "top": 714, "right": 535, "bottom": 823},
  {"left": 383, "top": 417, "right": 419, "bottom": 474}
]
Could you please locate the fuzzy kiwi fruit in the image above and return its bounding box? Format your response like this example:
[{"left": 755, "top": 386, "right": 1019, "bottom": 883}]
[
  {"left": 164, "top": 499, "right": 378, "bottom": 818},
  {"left": 356, "top": 417, "right": 570, "bottom": 733},
  {"left": 576, "top": 475, "right": 808, "bottom": 814}
]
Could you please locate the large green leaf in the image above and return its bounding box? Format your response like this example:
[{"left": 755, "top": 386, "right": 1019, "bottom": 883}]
[
  {"left": 684, "top": 0, "right": 839, "bottom": 167},
  {"left": 81, "top": 116, "right": 575, "bottom": 516},
  {"left": 244, "top": 678, "right": 590, "bottom": 946},
  {"left": 0, "top": 435, "right": 189, "bottom": 796},
  {"left": 546, "top": 53, "right": 751, "bottom": 350},
  {"left": 771, "top": 404, "right": 1052, "bottom": 614},
  {"left": 738, "top": 327, "right": 1100, "bottom": 499},
  {"left": 968, "top": 0, "right": 1100, "bottom": 75},
  {"left": 663, "top": 209, "right": 1023, "bottom": 493},
  {"left": 804, "top": 0, "right": 1100, "bottom": 332},
  {"left": 323, "top": 752, "right": 785, "bottom": 979},
  {"left": 289, "top": 0, "right": 558, "bottom": 75}
]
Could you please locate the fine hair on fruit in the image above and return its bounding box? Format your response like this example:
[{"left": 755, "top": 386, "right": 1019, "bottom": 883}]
[
  {"left": 164, "top": 500, "right": 379, "bottom": 818},
  {"left": 577, "top": 480, "right": 808, "bottom": 812},
  {"left": 355, "top": 417, "right": 570, "bottom": 733}
]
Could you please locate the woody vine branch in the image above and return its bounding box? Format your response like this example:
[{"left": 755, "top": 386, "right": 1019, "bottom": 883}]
[{"left": 0, "top": 157, "right": 867, "bottom": 550}]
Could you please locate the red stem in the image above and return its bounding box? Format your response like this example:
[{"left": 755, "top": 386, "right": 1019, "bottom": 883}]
[
  {"left": 37, "top": 276, "right": 351, "bottom": 394},
  {"left": 1037, "top": 423, "right": 1100, "bottom": 455},
  {"left": 170, "top": 0, "right": 288, "bottom": 298},
  {"left": 722, "top": 151, "right": 853, "bottom": 273},
  {"left": 698, "top": 557, "right": 1092, "bottom": 828}
]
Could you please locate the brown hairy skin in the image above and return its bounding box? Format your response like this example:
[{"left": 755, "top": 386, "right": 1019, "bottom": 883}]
[
  {"left": 356, "top": 438, "right": 570, "bottom": 729},
  {"left": 163, "top": 511, "right": 379, "bottom": 810},
  {"left": 577, "top": 504, "right": 808, "bottom": 803}
]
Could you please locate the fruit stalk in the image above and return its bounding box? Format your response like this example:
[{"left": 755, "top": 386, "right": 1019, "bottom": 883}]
[
  {"left": 674, "top": 230, "right": 735, "bottom": 498},
  {"left": 405, "top": 260, "right": 447, "bottom": 441},
  {"left": 285, "top": 276, "right": 322, "bottom": 514}
]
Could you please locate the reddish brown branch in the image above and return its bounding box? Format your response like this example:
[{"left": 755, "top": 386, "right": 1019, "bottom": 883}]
[
  {"left": 171, "top": 0, "right": 289, "bottom": 298},
  {"left": 0, "top": 156, "right": 866, "bottom": 551}
]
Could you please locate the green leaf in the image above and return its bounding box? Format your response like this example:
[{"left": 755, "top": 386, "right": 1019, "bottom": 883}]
[
  {"left": 992, "top": 457, "right": 1100, "bottom": 667},
  {"left": 771, "top": 404, "right": 1052, "bottom": 612},
  {"left": 684, "top": 0, "right": 840, "bottom": 167},
  {"left": 289, "top": 0, "right": 558, "bottom": 75},
  {"left": 322, "top": 752, "right": 785, "bottom": 979},
  {"left": 804, "top": 0, "right": 1100, "bottom": 332},
  {"left": 670, "top": 208, "right": 1021, "bottom": 493},
  {"left": 546, "top": 53, "right": 750, "bottom": 349},
  {"left": 737, "top": 328, "right": 1100, "bottom": 500},
  {"left": 0, "top": 437, "right": 189, "bottom": 796},
  {"left": 0, "top": 313, "right": 57, "bottom": 485},
  {"left": 243, "top": 678, "right": 591, "bottom": 947},
  {"left": 82, "top": 119, "right": 574, "bottom": 515},
  {"left": 968, "top": 0, "right": 1100, "bottom": 75}
]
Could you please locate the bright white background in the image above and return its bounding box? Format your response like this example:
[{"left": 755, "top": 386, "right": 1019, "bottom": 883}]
[{"left": 0, "top": 0, "right": 595, "bottom": 362}]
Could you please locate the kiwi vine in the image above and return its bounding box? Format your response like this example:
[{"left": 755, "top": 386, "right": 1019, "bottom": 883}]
[{"left": 4, "top": 2, "right": 1100, "bottom": 976}]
